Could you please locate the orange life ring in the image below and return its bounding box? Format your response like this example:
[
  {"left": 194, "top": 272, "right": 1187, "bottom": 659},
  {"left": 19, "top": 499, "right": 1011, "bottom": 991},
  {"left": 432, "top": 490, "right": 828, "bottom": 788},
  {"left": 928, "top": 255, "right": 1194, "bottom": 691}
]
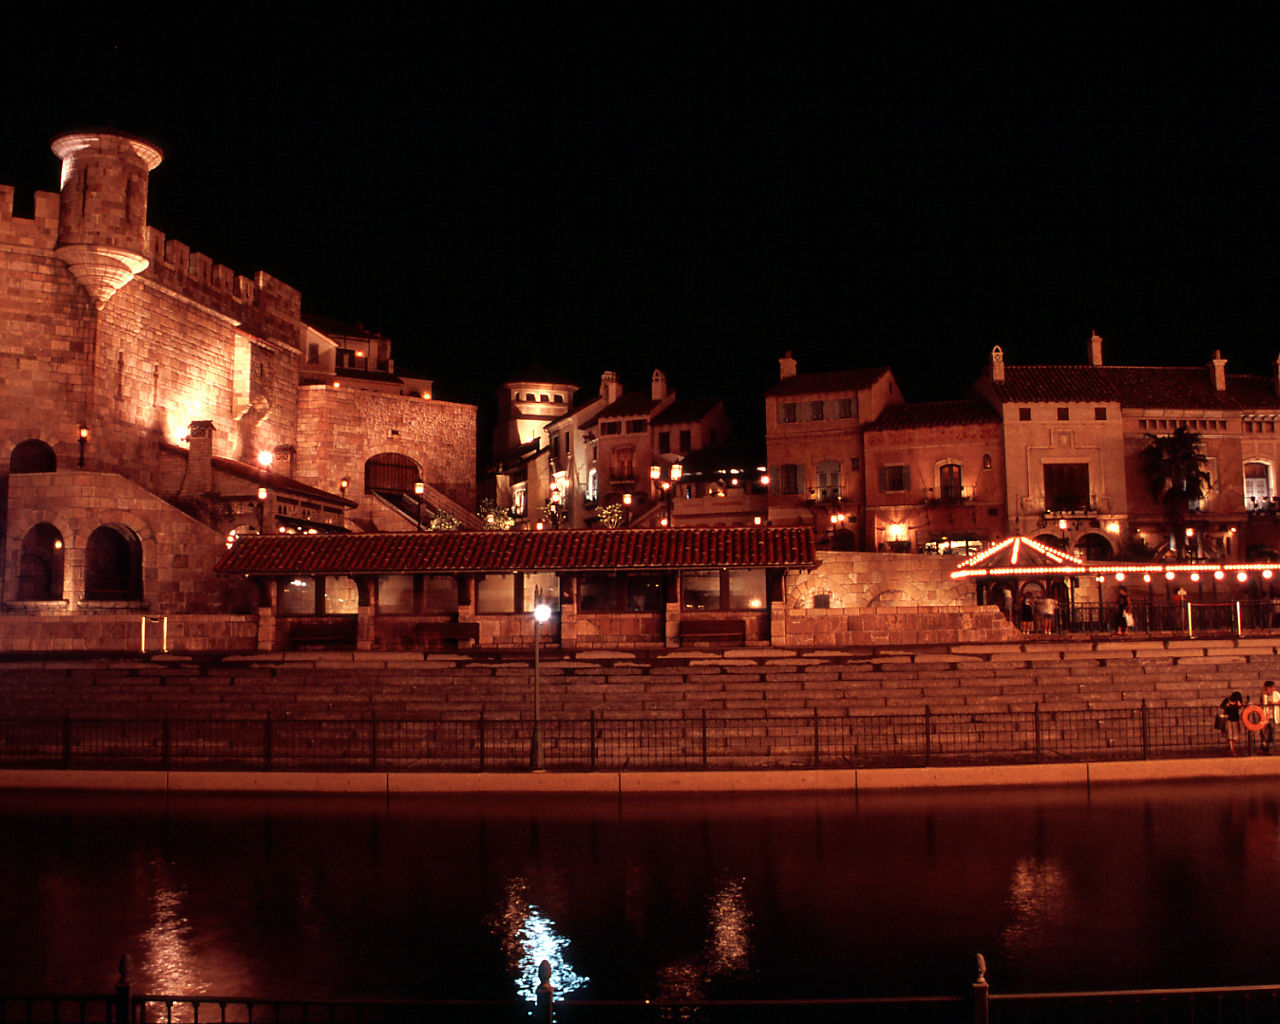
[{"left": 1242, "top": 704, "right": 1267, "bottom": 732}]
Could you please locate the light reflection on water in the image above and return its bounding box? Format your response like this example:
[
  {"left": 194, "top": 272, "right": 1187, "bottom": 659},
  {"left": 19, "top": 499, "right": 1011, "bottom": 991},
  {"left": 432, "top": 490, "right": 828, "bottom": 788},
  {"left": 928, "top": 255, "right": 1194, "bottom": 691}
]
[{"left": 4, "top": 782, "right": 1280, "bottom": 1001}]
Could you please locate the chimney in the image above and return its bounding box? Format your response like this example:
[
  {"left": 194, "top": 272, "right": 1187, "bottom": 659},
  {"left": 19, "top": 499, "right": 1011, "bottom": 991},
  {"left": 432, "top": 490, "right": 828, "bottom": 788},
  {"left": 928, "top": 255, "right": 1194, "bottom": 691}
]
[
  {"left": 1210, "top": 349, "right": 1227, "bottom": 392},
  {"left": 273, "top": 445, "right": 295, "bottom": 477},
  {"left": 991, "top": 345, "right": 1005, "bottom": 384},
  {"left": 599, "top": 370, "right": 621, "bottom": 405},
  {"left": 1089, "top": 331, "right": 1103, "bottom": 366},
  {"left": 779, "top": 351, "right": 797, "bottom": 379},
  {"left": 651, "top": 368, "right": 668, "bottom": 401},
  {"left": 182, "top": 420, "right": 215, "bottom": 497}
]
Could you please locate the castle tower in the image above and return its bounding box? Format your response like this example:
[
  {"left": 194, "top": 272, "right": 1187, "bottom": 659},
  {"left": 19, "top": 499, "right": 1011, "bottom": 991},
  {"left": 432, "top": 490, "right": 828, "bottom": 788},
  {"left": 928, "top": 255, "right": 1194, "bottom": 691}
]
[{"left": 51, "top": 131, "right": 163, "bottom": 310}]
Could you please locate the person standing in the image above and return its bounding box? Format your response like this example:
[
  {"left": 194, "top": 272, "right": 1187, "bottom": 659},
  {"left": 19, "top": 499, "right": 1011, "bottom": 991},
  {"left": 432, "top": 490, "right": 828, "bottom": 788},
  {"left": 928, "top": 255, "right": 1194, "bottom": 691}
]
[
  {"left": 1220, "top": 690, "right": 1246, "bottom": 756},
  {"left": 1115, "top": 586, "right": 1131, "bottom": 635},
  {"left": 1263, "top": 681, "right": 1280, "bottom": 754}
]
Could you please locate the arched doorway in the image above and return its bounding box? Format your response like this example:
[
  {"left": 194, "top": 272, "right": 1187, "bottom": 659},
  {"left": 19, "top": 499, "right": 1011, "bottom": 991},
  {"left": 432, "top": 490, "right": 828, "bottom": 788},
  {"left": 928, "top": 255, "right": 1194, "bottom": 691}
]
[
  {"left": 9, "top": 439, "right": 55, "bottom": 474},
  {"left": 1075, "top": 532, "right": 1114, "bottom": 562},
  {"left": 16, "top": 523, "right": 64, "bottom": 600},
  {"left": 364, "top": 452, "right": 420, "bottom": 494},
  {"left": 84, "top": 525, "right": 143, "bottom": 601}
]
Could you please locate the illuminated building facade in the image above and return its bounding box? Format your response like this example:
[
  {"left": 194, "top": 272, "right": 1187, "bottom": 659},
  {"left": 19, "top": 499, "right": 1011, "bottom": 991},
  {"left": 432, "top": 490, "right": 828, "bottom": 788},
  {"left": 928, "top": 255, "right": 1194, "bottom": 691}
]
[{"left": 0, "top": 130, "right": 475, "bottom": 637}]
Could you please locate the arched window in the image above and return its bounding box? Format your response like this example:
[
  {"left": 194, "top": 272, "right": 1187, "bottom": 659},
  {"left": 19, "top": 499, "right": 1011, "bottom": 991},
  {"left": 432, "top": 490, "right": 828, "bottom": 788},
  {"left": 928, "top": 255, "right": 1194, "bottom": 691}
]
[
  {"left": 1075, "top": 532, "right": 1113, "bottom": 562},
  {"left": 364, "top": 452, "right": 420, "bottom": 494},
  {"left": 10, "top": 439, "right": 56, "bottom": 474},
  {"left": 1245, "top": 461, "right": 1272, "bottom": 508},
  {"left": 84, "top": 525, "right": 143, "bottom": 601},
  {"left": 17, "top": 523, "right": 64, "bottom": 600}
]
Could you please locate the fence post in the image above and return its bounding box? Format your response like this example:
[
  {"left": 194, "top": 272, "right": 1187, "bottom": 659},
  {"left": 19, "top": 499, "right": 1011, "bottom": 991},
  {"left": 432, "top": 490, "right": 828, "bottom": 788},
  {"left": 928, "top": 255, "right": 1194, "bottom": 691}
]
[
  {"left": 479, "top": 710, "right": 486, "bottom": 772},
  {"left": 1141, "top": 699, "right": 1149, "bottom": 760},
  {"left": 812, "top": 706, "right": 820, "bottom": 767},
  {"left": 62, "top": 711, "right": 72, "bottom": 768},
  {"left": 264, "top": 714, "right": 273, "bottom": 770},
  {"left": 1034, "top": 704, "right": 1042, "bottom": 763},
  {"left": 535, "top": 959, "right": 554, "bottom": 1024},
  {"left": 924, "top": 705, "right": 932, "bottom": 767},
  {"left": 162, "top": 715, "right": 171, "bottom": 771},
  {"left": 972, "top": 953, "right": 989, "bottom": 1024},
  {"left": 370, "top": 711, "right": 378, "bottom": 770},
  {"left": 701, "top": 707, "right": 708, "bottom": 767},
  {"left": 590, "top": 709, "right": 597, "bottom": 769},
  {"left": 115, "top": 954, "right": 132, "bottom": 1024}
]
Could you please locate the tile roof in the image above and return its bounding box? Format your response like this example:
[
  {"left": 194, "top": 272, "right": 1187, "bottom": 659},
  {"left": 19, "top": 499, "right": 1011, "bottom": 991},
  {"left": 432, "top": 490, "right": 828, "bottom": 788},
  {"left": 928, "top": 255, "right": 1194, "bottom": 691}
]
[
  {"left": 765, "top": 367, "right": 891, "bottom": 398},
  {"left": 868, "top": 399, "right": 999, "bottom": 431},
  {"left": 581, "top": 391, "right": 663, "bottom": 429},
  {"left": 216, "top": 526, "right": 818, "bottom": 575},
  {"left": 651, "top": 397, "right": 721, "bottom": 425},
  {"left": 990, "top": 365, "right": 1280, "bottom": 410},
  {"left": 160, "top": 442, "right": 356, "bottom": 507}
]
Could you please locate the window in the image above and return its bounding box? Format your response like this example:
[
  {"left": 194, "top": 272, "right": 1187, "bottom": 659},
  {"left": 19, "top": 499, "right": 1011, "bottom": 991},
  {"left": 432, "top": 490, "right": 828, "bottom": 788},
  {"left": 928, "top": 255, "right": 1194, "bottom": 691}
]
[
  {"left": 813, "top": 593, "right": 831, "bottom": 609},
  {"left": 658, "top": 432, "right": 671, "bottom": 454},
  {"left": 84, "top": 525, "right": 142, "bottom": 601},
  {"left": 1043, "top": 463, "right": 1090, "bottom": 511},
  {"left": 1057, "top": 407, "right": 1069, "bottom": 421},
  {"left": 780, "top": 464, "right": 800, "bottom": 494},
  {"left": 781, "top": 402, "right": 797, "bottom": 423},
  {"left": 586, "top": 469, "right": 598, "bottom": 503},
  {"left": 306, "top": 343, "right": 320, "bottom": 365},
  {"left": 512, "top": 484, "right": 527, "bottom": 516},
  {"left": 682, "top": 569, "right": 767, "bottom": 611},
  {"left": 611, "top": 446, "right": 635, "bottom": 481},
  {"left": 816, "top": 460, "right": 841, "bottom": 500},
  {"left": 879, "top": 465, "right": 907, "bottom": 492},
  {"left": 540, "top": 394, "right": 549, "bottom": 402},
  {"left": 982, "top": 453, "right": 992, "bottom": 470},
  {"left": 1019, "top": 408, "right": 1031, "bottom": 421},
  {"left": 550, "top": 433, "right": 560, "bottom": 462},
  {"left": 809, "top": 401, "right": 824, "bottom": 421},
  {"left": 16, "top": 523, "right": 63, "bottom": 601},
  {"left": 580, "top": 574, "right": 664, "bottom": 612},
  {"left": 679, "top": 429, "right": 691, "bottom": 451},
  {"left": 477, "top": 574, "right": 516, "bottom": 614},
  {"left": 9, "top": 439, "right": 56, "bottom": 474},
  {"left": 939, "top": 463, "right": 962, "bottom": 501},
  {"left": 626, "top": 419, "right": 647, "bottom": 434},
  {"left": 850, "top": 457, "right": 860, "bottom": 471},
  {"left": 324, "top": 576, "right": 358, "bottom": 615},
  {"left": 1094, "top": 407, "right": 1107, "bottom": 420},
  {"left": 601, "top": 421, "right": 621, "bottom": 435},
  {"left": 279, "top": 577, "right": 316, "bottom": 616},
  {"left": 1246, "top": 462, "right": 1272, "bottom": 507},
  {"left": 837, "top": 398, "right": 854, "bottom": 419},
  {"left": 522, "top": 572, "right": 560, "bottom": 614}
]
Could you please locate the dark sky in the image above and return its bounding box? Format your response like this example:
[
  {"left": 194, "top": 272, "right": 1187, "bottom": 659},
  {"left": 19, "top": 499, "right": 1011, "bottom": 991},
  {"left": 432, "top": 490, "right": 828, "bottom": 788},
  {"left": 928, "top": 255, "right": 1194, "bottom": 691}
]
[{"left": 4, "top": 9, "right": 1280, "bottom": 443}]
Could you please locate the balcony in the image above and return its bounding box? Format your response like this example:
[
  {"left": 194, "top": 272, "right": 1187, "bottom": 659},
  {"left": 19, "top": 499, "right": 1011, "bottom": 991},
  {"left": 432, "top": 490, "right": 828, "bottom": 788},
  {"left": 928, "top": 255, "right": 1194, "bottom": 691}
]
[{"left": 924, "top": 484, "right": 973, "bottom": 505}]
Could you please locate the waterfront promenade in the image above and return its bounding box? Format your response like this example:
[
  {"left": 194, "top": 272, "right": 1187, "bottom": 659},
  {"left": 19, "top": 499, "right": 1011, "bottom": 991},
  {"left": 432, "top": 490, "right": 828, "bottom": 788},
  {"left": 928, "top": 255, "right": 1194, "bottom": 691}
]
[{"left": 2, "top": 633, "right": 1279, "bottom": 791}]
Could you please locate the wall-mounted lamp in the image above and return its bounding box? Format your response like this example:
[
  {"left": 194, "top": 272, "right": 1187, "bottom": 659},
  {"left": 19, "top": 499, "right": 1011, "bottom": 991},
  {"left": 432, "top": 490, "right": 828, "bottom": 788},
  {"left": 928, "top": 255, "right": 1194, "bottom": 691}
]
[
  {"left": 77, "top": 425, "right": 88, "bottom": 467},
  {"left": 414, "top": 480, "right": 425, "bottom": 531},
  {"left": 339, "top": 477, "right": 349, "bottom": 498},
  {"left": 257, "top": 486, "right": 268, "bottom": 533}
]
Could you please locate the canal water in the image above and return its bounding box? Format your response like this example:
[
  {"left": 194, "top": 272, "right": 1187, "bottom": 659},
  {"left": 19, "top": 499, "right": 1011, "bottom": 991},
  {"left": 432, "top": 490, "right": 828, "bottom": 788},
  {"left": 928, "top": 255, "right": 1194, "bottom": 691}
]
[{"left": 2, "top": 779, "right": 1279, "bottom": 1004}]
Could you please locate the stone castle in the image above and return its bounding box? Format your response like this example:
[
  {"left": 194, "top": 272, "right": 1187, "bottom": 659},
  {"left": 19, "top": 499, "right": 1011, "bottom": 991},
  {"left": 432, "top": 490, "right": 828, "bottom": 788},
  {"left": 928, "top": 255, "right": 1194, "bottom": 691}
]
[{"left": 0, "top": 130, "right": 476, "bottom": 648}]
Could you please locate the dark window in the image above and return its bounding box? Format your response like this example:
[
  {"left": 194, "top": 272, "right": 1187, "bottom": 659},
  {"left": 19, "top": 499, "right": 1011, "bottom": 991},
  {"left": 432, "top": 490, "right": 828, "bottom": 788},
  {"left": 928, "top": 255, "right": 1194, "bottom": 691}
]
[
  {"left": 809, "top": 401, "right": 824, "bottom": 421},
  {"left": 1019, "top": 408, "right": 1031, "bottom": 421},
  {"left": 84, "top": 525, "right": 143, "bottom": 601},
  {"left": 17, "top": 523, "right": 63, "bottom": 601},
  {"left": 550, "top": 433, "right": 560, "bottom": 462},
  {"left": 364, "top": 452, "right": 420, "bottom": 494},
  {"left": 10, "top": 438, "right": 56, "bottom": 474},
  {"left": 781, "top": 403, "right": 797, "bottom": 423},
  {"left": 1094, "top": 407, "right": 1107, "bottom": 420},
  {"left": 1044, "top": 463, "right": 1090, "bottom": 511},
  {"left": 780, "top": 464, "right": 800, "bottom": 494},
  {"left": 658, "top": 432, "right": 671, "bottom": 454},
  {"left": 816, "top": 460, "right": 841, "bottom": 500},
  {"left": 813, "top": 593, "right": 831, "bottom": 609},
  {"left": 850, "top": 457, "right": 860, "bottom": 471},
  {"left": 982, "top": 453, "right": 992, "bottom": 470},
  {"left": 837, "top": 398, "right": 854, "bottom": 419},
  {"left": 939, "top": 463, "right": 963, "bottom": 501},
  {"left": 1057, "top": 407, "right": 1069, "bottom": 421},
  {"left": 679, "top": 429, "right": 692, "bottom": 451},
  {"left": 306, "top": 343, "right": 320, "bottom": 364},
  {"left": 611, "top": 446, "right": 635, "bottom": 481},
  {"left": 880, "top": 465, "right": 907, "bottom": 492},
  {"left": 626, "top": 419, "right": 646, "bottom": 434},
  {"left": 601, "top": 421, "right": 621, "bottom": 435}
]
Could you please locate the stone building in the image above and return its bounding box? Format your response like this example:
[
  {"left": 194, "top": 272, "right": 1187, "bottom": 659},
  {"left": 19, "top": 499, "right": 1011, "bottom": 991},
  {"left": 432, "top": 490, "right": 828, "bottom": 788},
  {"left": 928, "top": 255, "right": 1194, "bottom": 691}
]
[{"left": 0, "top": 130, "right": 475, "bottom": 645}]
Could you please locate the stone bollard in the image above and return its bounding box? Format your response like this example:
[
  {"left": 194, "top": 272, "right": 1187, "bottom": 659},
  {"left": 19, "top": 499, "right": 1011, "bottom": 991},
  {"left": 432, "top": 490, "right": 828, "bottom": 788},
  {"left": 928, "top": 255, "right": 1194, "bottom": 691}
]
[
  {"left": 115, "top": 955, "right": 132, "bottom": 1024},
  {"left": 535, "top": 958, "right": 554, "bottom": 1023},
  {"left": 972, "top": 952, "right": 989, "bottom": 1024}
]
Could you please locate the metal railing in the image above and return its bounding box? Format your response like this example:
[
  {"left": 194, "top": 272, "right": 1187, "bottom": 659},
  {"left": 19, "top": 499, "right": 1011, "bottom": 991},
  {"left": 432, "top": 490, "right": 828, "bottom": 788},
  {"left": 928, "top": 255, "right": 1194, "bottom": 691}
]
[
  {"left": 0, "top": 701, "right": 1250, "bottom": 773},
  {"left": 1024, "top": 597, "right": 1280, "bottom": 636},
  {"left": 6, "top": 954, "right": 1280, "bottom": 1023}
]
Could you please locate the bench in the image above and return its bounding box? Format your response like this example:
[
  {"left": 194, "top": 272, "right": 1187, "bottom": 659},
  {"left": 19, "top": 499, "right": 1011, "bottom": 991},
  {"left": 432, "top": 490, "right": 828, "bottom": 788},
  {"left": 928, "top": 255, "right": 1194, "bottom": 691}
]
[
  {"left": 678, "top": 617, "right": 747, "bottom": 646},
  {"left": 288, "top": 617, "right": 358, "bottom": 649},
  {"left": 414, "top": 620, "right": 481, "bottom": 650}
]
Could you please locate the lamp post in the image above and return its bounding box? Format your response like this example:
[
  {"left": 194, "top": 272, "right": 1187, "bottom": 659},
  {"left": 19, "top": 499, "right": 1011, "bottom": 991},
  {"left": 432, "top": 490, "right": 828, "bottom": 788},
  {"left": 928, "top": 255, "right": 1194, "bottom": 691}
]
[
  {"left": 257, "top": 486, "right": 268, "bottom": 534},
  {"left": 531, "top": 597, "right": 552, "bottom": 770},
  {"left": 414, "top": 480, "right": 425, "bottom": 531}
]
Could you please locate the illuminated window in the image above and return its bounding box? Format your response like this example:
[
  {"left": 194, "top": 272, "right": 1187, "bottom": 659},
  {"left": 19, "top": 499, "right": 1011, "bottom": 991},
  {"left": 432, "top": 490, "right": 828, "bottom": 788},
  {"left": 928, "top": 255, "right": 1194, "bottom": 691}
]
[
  {"left": 816, "top": 460, "right": 841, "bottom": 500},
  {"left": 611, "top": 446, "right": 635, "bottom": 481},
  {"left": 586, "top": 469, "right": 598, "bottom": 502},
  {"left": 1246, "top": 462, "right": 1271, "bottom": 507}
]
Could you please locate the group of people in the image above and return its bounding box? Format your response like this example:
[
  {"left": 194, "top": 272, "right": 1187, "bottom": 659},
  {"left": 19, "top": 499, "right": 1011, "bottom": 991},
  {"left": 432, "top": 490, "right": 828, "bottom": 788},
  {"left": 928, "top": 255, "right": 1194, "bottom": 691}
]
[{"left": 1218, "top": 681, "right": 1280, "bottom": 755}]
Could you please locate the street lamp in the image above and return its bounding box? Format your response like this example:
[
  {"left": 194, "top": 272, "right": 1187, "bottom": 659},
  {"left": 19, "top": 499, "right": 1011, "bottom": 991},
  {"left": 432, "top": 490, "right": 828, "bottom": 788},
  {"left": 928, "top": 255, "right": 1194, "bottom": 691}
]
[
  {"left": 531, "top": 597, "right": 552, "bottom": 770},
  {"left": 414, "top": 480, "right": 425, "bottom": 531}
]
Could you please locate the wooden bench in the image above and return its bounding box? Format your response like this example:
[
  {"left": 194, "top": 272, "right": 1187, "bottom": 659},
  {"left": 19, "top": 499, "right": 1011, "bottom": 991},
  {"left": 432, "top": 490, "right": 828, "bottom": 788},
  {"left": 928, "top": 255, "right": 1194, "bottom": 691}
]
[
  {"left": 288, "top": 617, "right": 358, "bottom": 649},
  {"left": 678, "top": 617, "right": 747, "bottom": 646},
  {"left": 414, "top": 620, "right": 481, "bottom": 650}
]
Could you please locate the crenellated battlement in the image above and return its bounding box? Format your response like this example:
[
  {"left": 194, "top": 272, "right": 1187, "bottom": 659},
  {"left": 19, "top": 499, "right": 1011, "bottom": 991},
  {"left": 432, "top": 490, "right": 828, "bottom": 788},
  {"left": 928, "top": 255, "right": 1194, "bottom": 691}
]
[{"left": 0, "top": 186, "right": 60, "bottom": 248}]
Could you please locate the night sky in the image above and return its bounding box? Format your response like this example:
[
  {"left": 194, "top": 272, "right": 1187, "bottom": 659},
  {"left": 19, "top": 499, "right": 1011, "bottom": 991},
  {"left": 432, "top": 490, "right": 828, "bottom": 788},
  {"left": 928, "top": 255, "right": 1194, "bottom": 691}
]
[{"left": 4, "top": 9, "right": 1279, "bottom": 447}]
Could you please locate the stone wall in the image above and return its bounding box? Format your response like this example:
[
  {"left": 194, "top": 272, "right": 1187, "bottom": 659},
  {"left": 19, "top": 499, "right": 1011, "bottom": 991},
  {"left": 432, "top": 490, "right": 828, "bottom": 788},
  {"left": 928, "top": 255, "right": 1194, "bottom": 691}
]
[{"left": 0, "top": 613, "right": 256, "bottom": 653}]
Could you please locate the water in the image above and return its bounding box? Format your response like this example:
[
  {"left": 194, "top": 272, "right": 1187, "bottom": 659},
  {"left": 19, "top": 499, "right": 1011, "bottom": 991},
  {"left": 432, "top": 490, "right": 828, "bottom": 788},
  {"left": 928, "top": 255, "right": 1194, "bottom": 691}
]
[{"left": 1, "top": 780, "right": 1279, "bottom": 1003}]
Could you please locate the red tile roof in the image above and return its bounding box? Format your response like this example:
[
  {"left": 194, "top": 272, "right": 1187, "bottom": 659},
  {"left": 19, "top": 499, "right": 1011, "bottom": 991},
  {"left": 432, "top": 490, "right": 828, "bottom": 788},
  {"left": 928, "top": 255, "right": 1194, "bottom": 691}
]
[
  {"left": 765, "top": 367, "right": 891, "bottom": 398},
  {"left": 216, "top": 526, "right": 818, "bottom": 575},
  {"left": 868, "top": 399, "right": 999, "bottom": 431},
  {"left": 990, "top": 365, "right": 1280, "bottom": 410}
]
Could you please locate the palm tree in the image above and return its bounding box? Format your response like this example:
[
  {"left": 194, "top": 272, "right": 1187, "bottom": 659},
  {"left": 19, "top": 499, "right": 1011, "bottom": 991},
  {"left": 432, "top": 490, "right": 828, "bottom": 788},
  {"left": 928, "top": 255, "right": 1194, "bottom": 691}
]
[{"left": 1140, "top": 427, "right": 1211, "bottom": 557}]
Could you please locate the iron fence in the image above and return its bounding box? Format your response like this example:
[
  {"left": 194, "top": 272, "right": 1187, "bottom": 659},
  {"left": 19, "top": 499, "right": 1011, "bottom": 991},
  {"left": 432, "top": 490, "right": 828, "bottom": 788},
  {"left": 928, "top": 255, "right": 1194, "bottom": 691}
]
[
  {"left": 1048, "top": 597, "right": 1280, "bottom": 636},
  {"left": 0, "top": 701, "right": 1249, "bottom": 773}
]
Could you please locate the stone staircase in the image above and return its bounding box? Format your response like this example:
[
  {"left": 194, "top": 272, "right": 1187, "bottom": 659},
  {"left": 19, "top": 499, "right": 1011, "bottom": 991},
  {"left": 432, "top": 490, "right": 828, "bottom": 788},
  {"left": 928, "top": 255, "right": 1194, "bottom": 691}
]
[{"left": 0, "top": 636, "right": 1275, "bottom": 724}]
